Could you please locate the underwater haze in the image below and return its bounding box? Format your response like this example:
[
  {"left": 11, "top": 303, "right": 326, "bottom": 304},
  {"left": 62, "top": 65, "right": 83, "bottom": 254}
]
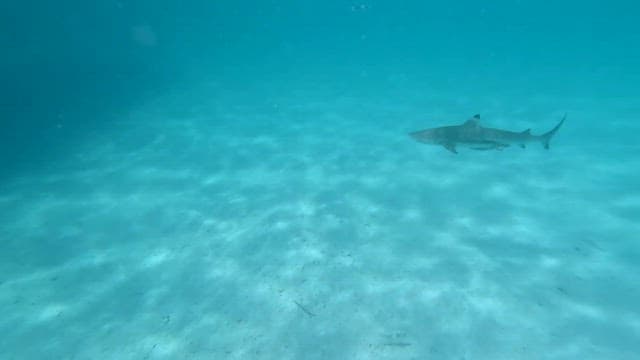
[{"left": 1, "top": 1, "right": 639, "bottom": 359}]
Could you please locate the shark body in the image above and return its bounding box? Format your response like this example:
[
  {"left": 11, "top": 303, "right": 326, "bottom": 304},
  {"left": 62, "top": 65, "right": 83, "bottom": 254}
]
[{"left": 409, "top": 114, "right": 565, "bottom": 154}]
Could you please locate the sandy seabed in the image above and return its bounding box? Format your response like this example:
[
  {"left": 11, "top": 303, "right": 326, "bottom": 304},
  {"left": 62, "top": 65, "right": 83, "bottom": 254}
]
[{"left": 1, "top": 81, "right": 639, "bottom": 359}]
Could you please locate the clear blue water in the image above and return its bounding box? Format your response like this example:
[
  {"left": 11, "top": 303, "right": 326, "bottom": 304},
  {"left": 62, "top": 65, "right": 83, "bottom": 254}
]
[{"left": 1, "top": 1, "right": 639, "bottom": 359}]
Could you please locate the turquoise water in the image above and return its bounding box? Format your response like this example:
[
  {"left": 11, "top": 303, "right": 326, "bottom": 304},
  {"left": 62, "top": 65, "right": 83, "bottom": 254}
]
[{"left": 1, "top": 1, "right": 639, "bottom": 359}]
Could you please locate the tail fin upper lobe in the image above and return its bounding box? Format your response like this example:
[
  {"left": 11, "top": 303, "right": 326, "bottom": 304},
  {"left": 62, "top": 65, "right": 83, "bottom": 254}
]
[{"left": 541, "top": 114, "right": 566, "bottom": 149}]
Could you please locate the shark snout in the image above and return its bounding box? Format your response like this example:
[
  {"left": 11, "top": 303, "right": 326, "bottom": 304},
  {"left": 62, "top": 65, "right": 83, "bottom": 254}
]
[{"left": 409, "top": 130, "right": 436, "bottom": 144}]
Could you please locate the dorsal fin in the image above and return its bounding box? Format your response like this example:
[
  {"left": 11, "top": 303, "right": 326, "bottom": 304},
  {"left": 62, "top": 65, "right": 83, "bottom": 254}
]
[
  {"left": 521, "top": 129, "right": 531, "bottom": 135},
  {"left": 463, "top": 114, "right": 480, "bottom": 127}
]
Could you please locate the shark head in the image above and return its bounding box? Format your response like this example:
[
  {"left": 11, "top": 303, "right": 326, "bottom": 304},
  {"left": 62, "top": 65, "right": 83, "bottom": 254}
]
[
  {"left": 409, "top": 128, "right": 440, "bottom": 144},
  {"left": 409, "top": 114, "right": 480, "bottom": 145}
]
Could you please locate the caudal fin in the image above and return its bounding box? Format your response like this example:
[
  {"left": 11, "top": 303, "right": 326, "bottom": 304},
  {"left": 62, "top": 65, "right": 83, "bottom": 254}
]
[{"left": 541, "top": 113, "right": 566, "bottom": 149}]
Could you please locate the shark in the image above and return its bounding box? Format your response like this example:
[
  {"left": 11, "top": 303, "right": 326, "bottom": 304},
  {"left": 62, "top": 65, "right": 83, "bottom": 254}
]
[{"left": 409, "top": 114, "right": 565, "bottom": 154}]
